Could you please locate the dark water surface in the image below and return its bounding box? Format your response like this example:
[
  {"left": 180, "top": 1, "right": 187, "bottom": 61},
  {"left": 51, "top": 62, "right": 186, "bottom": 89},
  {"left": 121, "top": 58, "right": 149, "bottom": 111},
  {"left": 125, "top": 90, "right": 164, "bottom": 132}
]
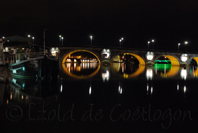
[{"left": 0, "top": 63, "right": 198, "bottom": 132}]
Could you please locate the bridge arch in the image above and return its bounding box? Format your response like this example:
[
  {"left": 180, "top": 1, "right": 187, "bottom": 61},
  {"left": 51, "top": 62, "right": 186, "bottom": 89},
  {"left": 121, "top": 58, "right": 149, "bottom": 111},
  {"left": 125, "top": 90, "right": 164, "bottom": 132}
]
[
  {"left": 187, "top": 57, "right": 198, "bottom": 65},
  {"left": 111, "top": 53, "right": 146, "bottom": 65},
  {"left": 61, "top": 49, "right": 101, "bottom": 79},
  {"left": 154, "top": 55, "right": 180, "bottom": 66},
  {"left": 61, "top": 49, "right": 101, "bottom": 64}
]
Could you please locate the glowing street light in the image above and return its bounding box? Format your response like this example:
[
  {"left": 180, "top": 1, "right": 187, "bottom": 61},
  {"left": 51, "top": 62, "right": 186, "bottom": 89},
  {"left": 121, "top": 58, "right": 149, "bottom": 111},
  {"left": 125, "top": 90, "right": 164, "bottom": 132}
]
[
  {"left": 58, "top": 35, "right": 64, "bottom": 46},
  {"left": 119, "top": 37, "right": 124, "bottom": 48},
  {"left": 90, "top": 35, "right": 93, "bottom": 46},
  {"left": 32, "top": 37, "right": 35, "bottom": 44},
  {"left": 28, "top": 35, "right": 31, "bottom": 38},
  {"left": 178, "top": 43, "right": 180, "bottom": 52},
  {"left": 61, "top": 37, "right": 64, "bottom": 46},
  {"left": 184, "top": 41, "right": 188, "bottom": 52},
  {"left": 151, "top": 39, "right": 155, "bottom": 50},
  {"left": 119, "top": 39, "right": 122, "bottom": 48},
  {"left": 121, "top": 37, "right": 124, "bottom": 47},
  {"left": 148, "top": 41, "right": 150, "bottom": 49}
]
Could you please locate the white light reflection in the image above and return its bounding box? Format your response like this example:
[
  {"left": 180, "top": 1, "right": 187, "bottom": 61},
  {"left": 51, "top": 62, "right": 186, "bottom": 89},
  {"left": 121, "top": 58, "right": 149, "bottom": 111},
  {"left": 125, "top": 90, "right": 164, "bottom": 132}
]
[
  {"left": 146, "top": 68, "right": 153, "bottom": 80},
  {"left": 89, "top": 86, "right": 92, "bottom": 95},
  {"left": 60, "top": 84, "right": 63, "bottom": 92},
  {"left": 151, "top": 86, "right": 153, "bottom": 94},
  {"left": 118, "top": 83, "right": 122, "bottom": 94},
  {"left": 102, "top": 70, "right": 110, "bottom": 82},
  {"left": 177, "top": 84, "right": 179, "bottom": 91},
  {"left": 181, "top": 69, "right": 187, "bottom": 80},
  {"left": 184, "top": 85, "right": 186, "bottom": 93},
  {"left": 147, "top": 84, "right": 149, "bottom": 92},
  {"left": 120, "top": 88, "right": 122, "bottom": 94}
]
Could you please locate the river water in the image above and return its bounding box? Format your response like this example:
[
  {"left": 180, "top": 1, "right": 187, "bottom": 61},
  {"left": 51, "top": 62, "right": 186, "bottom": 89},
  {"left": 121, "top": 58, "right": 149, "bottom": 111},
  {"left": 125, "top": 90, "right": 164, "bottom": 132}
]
[{"left": 0, "top": 63, "right": 198, "bottom": 132}]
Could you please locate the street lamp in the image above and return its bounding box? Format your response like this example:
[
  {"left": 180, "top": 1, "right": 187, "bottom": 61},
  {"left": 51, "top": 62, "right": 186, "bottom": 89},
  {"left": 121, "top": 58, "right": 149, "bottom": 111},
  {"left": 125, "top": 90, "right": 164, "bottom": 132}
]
[
  {"left": 59, "top": 35, "right": 62, "bottom": 45},
  {"left": 119, "top": 39, "right": 122, "bottom": 48},
  {"left": 90, "top": 35, "right": 93, "bottom": 46},
  {"left": 32, "top": 37, "right": 35, "bottom": 44},
  {"left": 178, "top": 43, "right": 180, "bottom": 52},
  {"left": 119, "top": 37, "right": 124, "bottom": 48},
  {"left": 184, "top": 41, "right": 188, "bottom": 52},
  {"left": 151, "top": 39, "right": 155, "bottom": 50},
  {"left": 61, "top": 37, "right": 64, "bottom": 46},
  {"left": 121, "top": 37, "right": 124, "bottom": 47},
  {"left": 148, "top": 41, "right": 150, "bottom": 50},
  {"left": 28, "top": 35, "right": 31, "bottom": 38}
]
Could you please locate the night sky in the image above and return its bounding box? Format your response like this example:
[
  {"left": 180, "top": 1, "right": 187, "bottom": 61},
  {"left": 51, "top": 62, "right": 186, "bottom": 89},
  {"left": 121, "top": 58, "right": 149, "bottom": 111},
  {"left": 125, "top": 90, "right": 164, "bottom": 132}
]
[{"left": 1, "top": 0, "right": 198, "bottom": 52}]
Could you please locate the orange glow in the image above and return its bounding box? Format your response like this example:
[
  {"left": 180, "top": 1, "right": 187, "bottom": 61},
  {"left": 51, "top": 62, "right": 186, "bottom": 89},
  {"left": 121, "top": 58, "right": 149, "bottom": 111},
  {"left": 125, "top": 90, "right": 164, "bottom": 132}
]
[
  {"left": 62, "top": 63, "right": 100, "bottom": 79},
  {"left": 62, "top": 50, "right": 100, "bottom": 64},
  {"left": 163, "top": 55, "right": 180, "bottom": 66},
  {"left": 192, "top": 57, "right": 198, "bottom": 77},
  {"left": 160, "top": 66, "right": 180, "bottom": 78},
  {"left": 123, "top": 65, "right": 145, "bottom": 78}
]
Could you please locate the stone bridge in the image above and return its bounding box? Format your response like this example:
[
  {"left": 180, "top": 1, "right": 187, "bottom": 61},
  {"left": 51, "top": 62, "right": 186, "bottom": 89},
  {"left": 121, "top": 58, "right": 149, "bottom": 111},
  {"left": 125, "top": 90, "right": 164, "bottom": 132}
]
[{"left": 50, "top": 47, "right": 198, "bottom": 66}]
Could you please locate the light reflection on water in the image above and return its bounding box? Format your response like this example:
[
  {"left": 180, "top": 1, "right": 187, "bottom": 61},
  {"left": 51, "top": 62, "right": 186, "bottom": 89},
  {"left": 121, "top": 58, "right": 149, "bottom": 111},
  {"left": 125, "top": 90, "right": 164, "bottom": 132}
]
[
  {"left": 1, "top": 63, "right": 198, "bottom": 132},
  {"left": 1, "top": 63, "right": 198, "bottom": 105},
  {"left": 61, "top": 62, "right": 198, "bottom": 79}
]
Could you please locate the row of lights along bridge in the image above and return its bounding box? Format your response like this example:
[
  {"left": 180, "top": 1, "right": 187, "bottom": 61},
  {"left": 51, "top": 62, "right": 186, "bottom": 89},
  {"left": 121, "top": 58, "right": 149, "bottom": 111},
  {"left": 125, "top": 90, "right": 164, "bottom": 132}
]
[
  {"left": 61, "top": 35, "right": 189, "bottom": 52},
  {"left": 147, "top": 39, "right": 188, "bottom": 52},
  {"left": 1, "top": 34, "right": 189, "bottom": 52}
]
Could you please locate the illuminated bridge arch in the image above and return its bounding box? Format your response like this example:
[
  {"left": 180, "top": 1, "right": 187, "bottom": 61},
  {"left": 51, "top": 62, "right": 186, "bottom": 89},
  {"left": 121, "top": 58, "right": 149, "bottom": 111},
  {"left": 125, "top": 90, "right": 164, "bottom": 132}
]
[
  {"left": 155, "top": 55, "right": 180, "bottom": 66},
  {"left": 61, "top": 49, "right": 101, "bottom": 79},
  {"left": 188, "top": 57, "right": 198, "bottom": 65},
  {"left": 61, "top": 49, "right": 101, "bottom": 64},
  {"left": 111, "top": 53, "right": 146, "bottom": 65},
  {"left": 187, "top": 57, "right": 198, "bottom": 77}
]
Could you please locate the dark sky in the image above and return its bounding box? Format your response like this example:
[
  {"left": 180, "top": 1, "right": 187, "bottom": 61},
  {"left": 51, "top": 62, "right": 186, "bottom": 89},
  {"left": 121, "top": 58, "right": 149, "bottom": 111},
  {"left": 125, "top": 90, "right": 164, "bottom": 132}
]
[{"left": 1, "top": 0, "right": 198, "bottom": 51}]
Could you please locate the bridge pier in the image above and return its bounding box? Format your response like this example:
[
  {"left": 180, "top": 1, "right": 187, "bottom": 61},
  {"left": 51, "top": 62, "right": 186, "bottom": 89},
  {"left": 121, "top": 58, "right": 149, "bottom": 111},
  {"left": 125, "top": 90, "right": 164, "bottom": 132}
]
[{"left": 37, "top": 57, "right": 59, "bottom": 80}]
